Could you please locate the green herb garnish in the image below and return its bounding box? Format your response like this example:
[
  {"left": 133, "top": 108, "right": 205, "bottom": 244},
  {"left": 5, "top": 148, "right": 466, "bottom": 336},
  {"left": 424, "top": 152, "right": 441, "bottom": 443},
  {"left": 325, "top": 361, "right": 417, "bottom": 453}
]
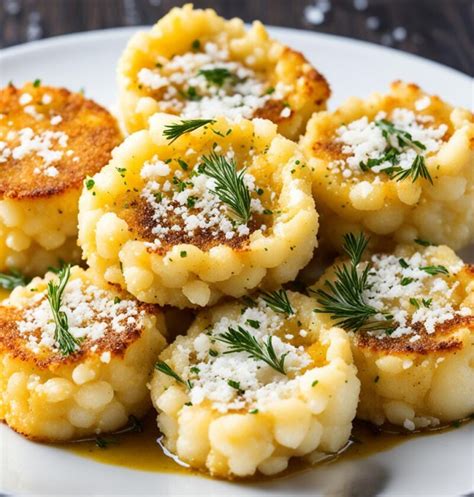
[
  {"left": 163, "top": 119, "right": 216, "bottom": 143},
  {"left": 185, "top": 86, "right": 201, "bottom": 101},
  {"left": 246, "top": 319, "right": 260, "bottom": 329},
  {"left": 47, "top": 264, "right": 80, "bottom": 356},
  {"left": 390, "top": 154, "right": 433, "bottom": 184},
  {"left": 33, "top": 79, "right": 41, "bottom": 87},
  {"left": 409, "top": 298, "right": 420, "bottom": 309},
  {"left": 154, "top": 360, "right": 192, "bottom": 388},
  {"left": 177, "top": 159, "right": 189, "bottom": 171},
  {"left": 198, "top": 67, "right": 234, "bottom": 86},
  {"left": 0, "top": 269, "right": 30, "bottom": 290},
  {"left": 414, "top": 238, "right": 432, "bottom": 247},
  {"left": 85, "top": 178, "right": 95, "bottom": 190},
  {"left": 420, "top": 265, "right": 449, "bottom": 276},
  {"left": 313, "top": 233, "right": 392, "bottom": 333},
  {"left": 215, "top": 326, "right": 288, "bottom": 375},
  {"left": 261, "top": 289, "right": 294, "bottom": 316},
  {"left": 227, "top": 379, "right": 241, "bottom": 390},
  {"left": 128, "top": 415, "right": 143, "bottom": 433},
  {"left": 360, "top": 119, "right": 433, "bottom": 184},
  {"left": 201, "top": 151, "right": 251, "bottom": 223}
]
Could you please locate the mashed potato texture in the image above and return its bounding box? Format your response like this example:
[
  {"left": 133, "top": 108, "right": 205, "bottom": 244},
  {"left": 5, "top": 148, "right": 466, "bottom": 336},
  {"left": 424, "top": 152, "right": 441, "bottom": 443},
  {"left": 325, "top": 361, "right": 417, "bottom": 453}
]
[
  {"left": 310, "top": 243, "right": 474, "bottom": 430},
  {"left": 118, "top": 4, "right": 330, "bottom": 140},
  {"left": 301, "top": 81, "right": 474, "bottom": 252},
  {"left": 0, "top": 83, "right": 122, "bottom": 275},
  {"left": 78, "top": 114, "right": 318, "bottom": 308},
  {"left": 149, "top": 291, "right": 359, "bottom": 478},
  {"left": 0, "top": 266, "right": 166, "bottom": 441}
]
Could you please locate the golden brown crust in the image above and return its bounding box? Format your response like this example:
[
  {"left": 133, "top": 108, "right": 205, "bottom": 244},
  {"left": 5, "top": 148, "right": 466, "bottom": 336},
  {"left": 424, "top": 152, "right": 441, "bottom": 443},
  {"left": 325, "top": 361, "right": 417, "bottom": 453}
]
[
  {"left": 0, "top": 83, "right": 122, "bottom": 199},
  {"left": 119, "top": 196, "right": 260, "bottom": 254},
  {"left": 354, "top": 316, "right": 473, "bottom": 355},
  {"left": 254, "top": 48, "right": 330, "bottom": 124},
  {"left": 307, "top": 81, "right": 459, "bottom": 168},
  {"left": 0, "top": 297, "right": 160, "bottom": 369},
  {"left": 0, "top": 420, "right": 55, "bottom": 443}
]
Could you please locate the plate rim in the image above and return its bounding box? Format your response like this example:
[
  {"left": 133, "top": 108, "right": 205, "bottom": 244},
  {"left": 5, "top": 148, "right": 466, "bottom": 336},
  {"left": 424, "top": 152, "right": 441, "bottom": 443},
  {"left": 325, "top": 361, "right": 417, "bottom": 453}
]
[{"left": 0, "top": 22, "right": 473, "bottom": 497}]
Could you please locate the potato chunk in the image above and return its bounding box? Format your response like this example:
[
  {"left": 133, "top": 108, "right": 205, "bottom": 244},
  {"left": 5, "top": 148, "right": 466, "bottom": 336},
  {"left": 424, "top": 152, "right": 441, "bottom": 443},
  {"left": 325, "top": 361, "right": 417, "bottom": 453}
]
[
  {"left": 0, "top": 266, "right": 166, "bottom": 441},
  {"left": 149, "top": 291, "right": 359, "bottom": 478},
  {"left": 117, "top": 4, "right": 330, "bottom": 140},
  {"left": 310, "top": 242, "right": 474, "bottom": 430},
  {"left": 0, "top": 83, "right": 122, "bottom": 275},
  {"left": 300, "top": 81, "right": 474, "bottom": 252},
  {"left": 78, "top": 115, "right": 318, "bottom": 307}
]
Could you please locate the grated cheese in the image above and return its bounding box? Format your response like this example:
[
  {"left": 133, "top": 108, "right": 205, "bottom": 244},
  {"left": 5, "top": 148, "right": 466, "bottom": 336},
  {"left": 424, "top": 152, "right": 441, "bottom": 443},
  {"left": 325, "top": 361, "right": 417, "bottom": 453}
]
[
  {"left": 137, "top": 42, "right": 289, "bottom": 121},
  {"left": 177, "top": 297, "right": 312, "bottom": 412},
  {"left": 14, "top": 278, "right": 144, "bottom": 355},
  {"left": 362, "top": 247, "right": 470, "bottom": 338},
  {"left": 0, "top": 127, "right": 69, "bottom": 173},
  {"left": 19, "top": 93, "right": 33, "bottom": 106},
  {"left": 140, "top": 152, "right": 266, "bottom": 249},
  {"left": 331, "top": 108, "right": 448, "bottom": 179}
]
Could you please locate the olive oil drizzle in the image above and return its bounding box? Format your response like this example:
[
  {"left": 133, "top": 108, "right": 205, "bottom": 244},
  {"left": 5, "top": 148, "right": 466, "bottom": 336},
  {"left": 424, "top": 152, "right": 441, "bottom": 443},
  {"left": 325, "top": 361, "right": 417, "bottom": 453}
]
[{"left": 62, "top": 414, "right": 472, "bottom": 479}]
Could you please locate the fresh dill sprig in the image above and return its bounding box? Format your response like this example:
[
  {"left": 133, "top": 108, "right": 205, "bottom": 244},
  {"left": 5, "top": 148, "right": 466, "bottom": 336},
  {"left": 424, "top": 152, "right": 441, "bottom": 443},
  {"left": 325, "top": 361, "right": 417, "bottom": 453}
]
[
  {"left": 389, "top": 155, "right": 433, "bottom": 184},
  {"left": 163, "top": 119, "right": 216, "bottom": 143},
  {"left": 154, "top": 360, "right": 192, "bottom": 388},
  {"left": 201, "top": 151, "right": 251, "bottom": 223},
  {"left": 215, "top": 326, "right": 288, "bottom": 375},
  {"left": 0, "top": 269, "right": 30, "bottom": 290},
  {"left": 420, "top": 265, "right": 449, "bottom": 276},
  {"left": 261, "top": 289, "right": 294, "bottom": 316},
  {"left": 359, "top": 146, "right": 399, "bottom": 172},
  {"left": 47, "top": 264, "right": 80, "bottom": 356},
  {"left": 360, "top": 119, "right": 433, "bottom": 184},
  {"left": 376, "top": 119, "right": 426, "bottom": 153},
  {"left": 313, "top": 233, "right": 393, "bottom": 333},
  {"left": 198, "top": 67, "right": 234, "bottom": 86}
]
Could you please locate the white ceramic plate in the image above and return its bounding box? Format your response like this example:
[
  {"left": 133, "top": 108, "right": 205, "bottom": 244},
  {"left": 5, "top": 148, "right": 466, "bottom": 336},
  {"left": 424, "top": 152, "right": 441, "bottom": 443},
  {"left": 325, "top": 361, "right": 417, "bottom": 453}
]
[{"left": 0, "top": 26, "right": 473, "bottom": 497}]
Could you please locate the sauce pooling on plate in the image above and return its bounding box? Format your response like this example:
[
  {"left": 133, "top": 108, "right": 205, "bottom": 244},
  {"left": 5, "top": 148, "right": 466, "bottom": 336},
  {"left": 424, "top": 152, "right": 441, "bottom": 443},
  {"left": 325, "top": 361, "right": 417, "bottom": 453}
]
[{"left": 62, "top": 414, "right": 468, "bottom": 478}]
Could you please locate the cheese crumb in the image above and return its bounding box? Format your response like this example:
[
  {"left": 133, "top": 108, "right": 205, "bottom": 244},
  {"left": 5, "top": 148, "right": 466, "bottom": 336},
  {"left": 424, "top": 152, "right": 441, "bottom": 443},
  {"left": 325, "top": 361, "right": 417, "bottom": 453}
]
[
  {"left": 140, "top": 153, "right": 266, "bottom": 249},
  {"left": 19, "top": 93, "right": 33, "bottom": 105},
  {"left": 362, "top": 247, "right": 469, "bottom": 338},
  {"left": 172, "top": 297, "right": 311, "bottom": 412},
  {"left": 331, "top": 108, "right": 447, "bottom": 179},
  {"left": 14, "top": 278, "right": 143, "bottom": 355},
  {"left": 137, "top": 42, "right": 289, "bottom": 121}
]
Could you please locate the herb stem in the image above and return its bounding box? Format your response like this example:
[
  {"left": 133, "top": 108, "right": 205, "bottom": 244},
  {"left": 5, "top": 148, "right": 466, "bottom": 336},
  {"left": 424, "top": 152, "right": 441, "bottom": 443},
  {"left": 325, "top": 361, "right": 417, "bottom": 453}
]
[
  {"left": 47, "top": 264, "right": 80, "bottom": 356},
  {"left": 163, "top": 119, "right": 216, "bottom": 143}
]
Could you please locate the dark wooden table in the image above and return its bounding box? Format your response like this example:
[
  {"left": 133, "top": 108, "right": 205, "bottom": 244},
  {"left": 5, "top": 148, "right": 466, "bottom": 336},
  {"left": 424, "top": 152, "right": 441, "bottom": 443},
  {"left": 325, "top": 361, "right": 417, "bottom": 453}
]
[{"left": 0, "top": 0, "right": 472, "bottom": 75}]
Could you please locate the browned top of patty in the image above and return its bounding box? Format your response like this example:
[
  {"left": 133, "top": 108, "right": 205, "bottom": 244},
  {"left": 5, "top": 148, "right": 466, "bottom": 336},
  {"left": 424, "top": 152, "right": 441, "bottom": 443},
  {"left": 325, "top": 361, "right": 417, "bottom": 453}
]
[
  {"left": 354, "top": 315, "right": 473, "bottom": 355},
  {"left": 118, "top": 195, "right": 258, "bottom": 254},
  {"left": 0, "top": 83, "right": 122, "bottom": 200},
  {"left": 254, "top": 48, "right": 330, "bottom": 123},
  {"left": 0, "top": 292, "right": 159, "bottom": 370},
  {"left": 308, "top": 80, "right": 463, "bottom": 164}
]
